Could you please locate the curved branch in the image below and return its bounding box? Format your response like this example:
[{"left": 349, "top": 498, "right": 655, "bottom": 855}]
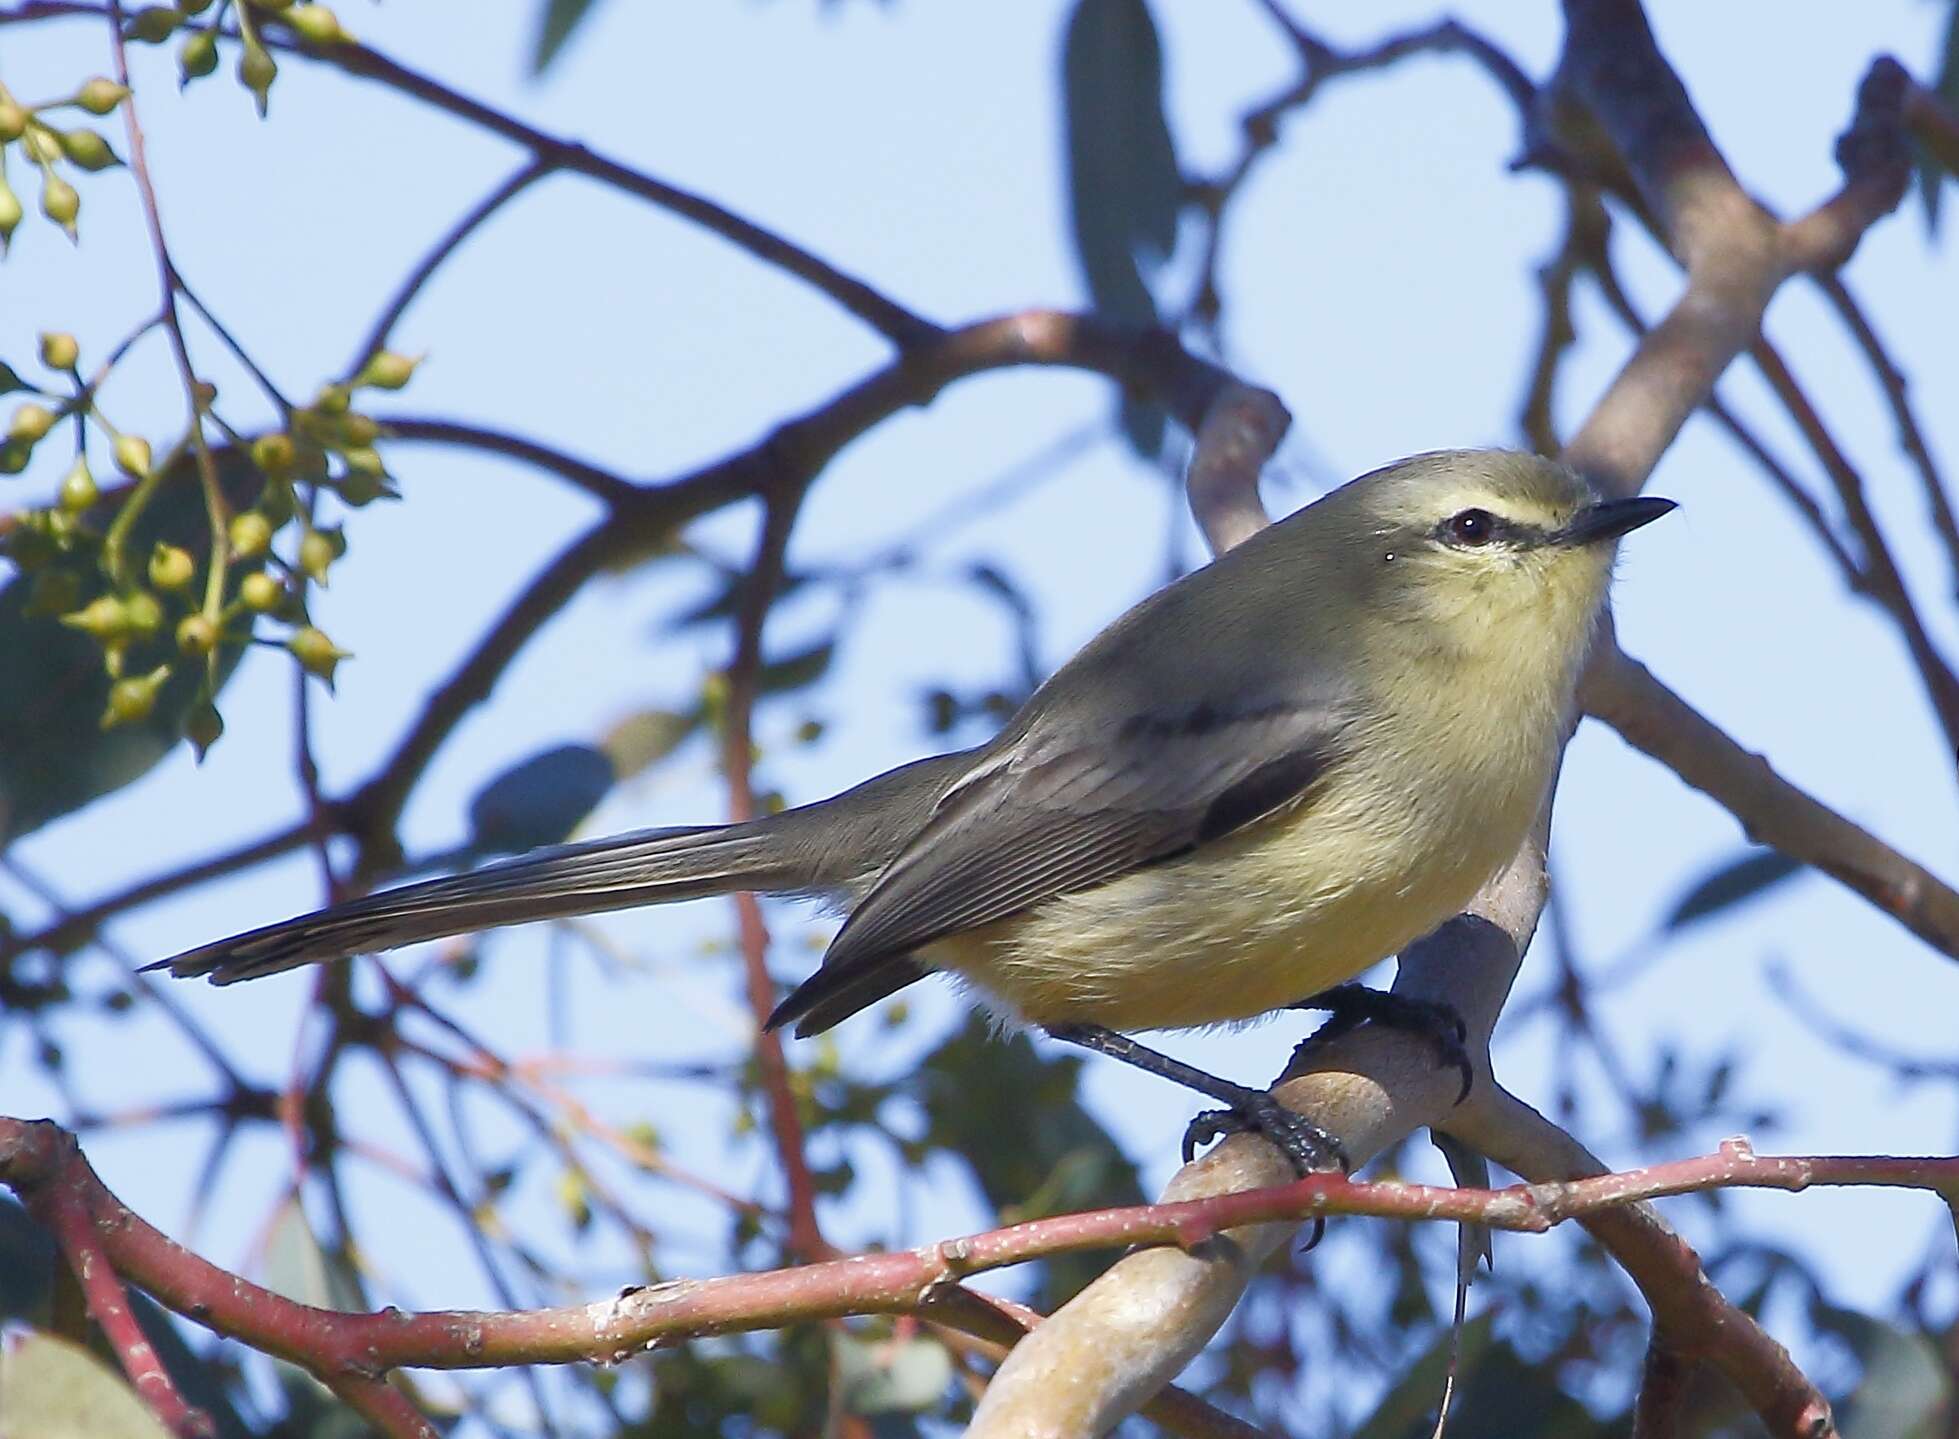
[{"left": 351, "top": 157, "right": 552, "bottom": 372}]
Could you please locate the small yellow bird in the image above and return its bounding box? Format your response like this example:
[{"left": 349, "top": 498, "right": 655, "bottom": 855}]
[{"left": 156, "top": 450, "right": 1671, "bottom": 1167}]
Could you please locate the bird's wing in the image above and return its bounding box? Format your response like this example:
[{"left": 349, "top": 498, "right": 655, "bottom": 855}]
[{"left": 767, "top": 692, "right": 1349, "bottom": 1033}]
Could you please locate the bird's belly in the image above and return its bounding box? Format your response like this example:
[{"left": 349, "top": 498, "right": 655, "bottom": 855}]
[{"left": 925, "top": 781, "right": 1526, "bottom": 1032}]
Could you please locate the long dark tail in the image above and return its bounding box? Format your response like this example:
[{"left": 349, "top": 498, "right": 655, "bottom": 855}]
[
  {"left": 154, "top": 823, "right": 800, "bottom": 985},
  {"left": 152, "top": 750, "right": 972, "bottom": 993}
]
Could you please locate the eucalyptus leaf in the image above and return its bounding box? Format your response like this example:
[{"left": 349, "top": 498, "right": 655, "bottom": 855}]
[
  {"left": 834, "top": 1331, "right": 953, "bottom": 1416},
  {"left": 1661, "top": 848, "right": 1805, "bottom": 932},
  {"left": 531, "top": 0, "right": 602, "bottom": 75},
  {"left": 1917, "top": 0, "right": 1959, "bottom": 230},
  {"left": 1063, "top": 0, "right": 1180, "bottom": 456},
  {"left": 0, "top": 1331, "right": 171, "bottom": 1439},
  {"left": 467, "top": 741, "right": 617, "bottom": 855}
]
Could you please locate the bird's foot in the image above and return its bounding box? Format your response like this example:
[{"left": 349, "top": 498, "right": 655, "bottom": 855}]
[
  {"left": 1288, "top": 982, "right": 1473, "bottom": 1103},
  {"left": 1181, "top": 1091, "right": 1347, "bottom": 1177}
]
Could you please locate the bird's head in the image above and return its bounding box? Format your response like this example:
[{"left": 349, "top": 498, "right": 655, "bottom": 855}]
[{"left": 1333, "top": 450, "right": 1674, "bottom": 652}]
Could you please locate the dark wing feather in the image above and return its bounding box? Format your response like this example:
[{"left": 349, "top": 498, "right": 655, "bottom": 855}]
[{"left": 767, "top": 697, "right": 1347, "bottom": 1033}]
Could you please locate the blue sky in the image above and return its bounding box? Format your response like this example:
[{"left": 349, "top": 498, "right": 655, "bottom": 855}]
[{"left": 3, "top": 0, "right": 1956, "bottom": 1423}]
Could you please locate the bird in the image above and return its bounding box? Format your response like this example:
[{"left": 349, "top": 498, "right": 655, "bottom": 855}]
[{"left": 153, "top": 449, "right": 1673, "bottom": 1169}]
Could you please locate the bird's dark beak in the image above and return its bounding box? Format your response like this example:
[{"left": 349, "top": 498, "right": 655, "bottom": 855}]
[{"left": 1554, "top": 495, "right": 1677, "bottom": 546}]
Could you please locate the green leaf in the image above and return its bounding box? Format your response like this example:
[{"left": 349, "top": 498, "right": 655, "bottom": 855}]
[
  {"left": 833, "top": 1332, "right": 953, "bottom": 1416},
  {"left": 0, "top": 360, "right": 30, "bottom": 396},
  {"left": 600, "top": 706, "right": 700, "bottom": 780},
  {"left": 531, "top": 0, "right": 602, "bottom": 76},
  {"left": 1826, "top": 1312, "right": 1949, "bottom": 1439},
  {"left": 467, "top": 741, "right": 617, "bottom": 855},
  {"left": 1917, "top": 0, "right": 1959, "bottom": 231},
  {"left": 758, "top": 637, "right": 836, "bottom": 694},
  {"left": 0, "top": 1331, "right": 172, "bottom": 1439},
  {"left": 0, "top": 447, "right": 259, "bottom": 844},
  {"left": 1063, "top": 0, "right": 1180, "bottom": 457},
  {"left": 1661, "top": 848, "right": 1806, "bottom": 931},
  {"left": 0, "top": 1200, "right": 253, "bottom": 1439},
  {"left": 0, "top": 1196, "right": 56, "bottom": 1324},
  {"left": 1350, "top": 1316, "right": 1616, "bottom": 1439},
  {"left": 262, "top": 1197, "right": 362, "bottom": 1312}
]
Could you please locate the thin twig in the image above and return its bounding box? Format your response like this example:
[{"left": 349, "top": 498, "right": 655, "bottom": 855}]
[
  {"left": 352, "top": 157, "right": 552, "bottom": 372},
  {"left": 39, "top": 1189, "right": 215, "bottom": 1437}
]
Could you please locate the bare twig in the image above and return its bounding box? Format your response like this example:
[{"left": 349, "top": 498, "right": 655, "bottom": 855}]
[
  {"left": 352, "top": 157, "right": 552, "bottom": 372},
  {"left": 1582, "top": 636, "right": 1959, "bottom": 959}
]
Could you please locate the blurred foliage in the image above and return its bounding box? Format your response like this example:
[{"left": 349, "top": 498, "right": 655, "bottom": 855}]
[
  {"left": 1063, "top": 0, "right": 1180, "bottom": 457},
  {"left": 1918, "top": 0, "right": 1959, "bottom": 229}
]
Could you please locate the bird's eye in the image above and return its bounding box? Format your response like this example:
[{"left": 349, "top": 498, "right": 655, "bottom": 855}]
[{"left": 1447, "top": 508, "right": 1497, "bottom": 545}]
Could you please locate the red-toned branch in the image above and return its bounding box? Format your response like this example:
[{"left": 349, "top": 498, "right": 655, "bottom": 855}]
[
  {"left": 721, "top": 489, "right": 827, "bottom": 1263},
  {"left": 39, "top": 1192, "right": 213, "bottom": 1437},
  {"left": 1630, "top": 1337, "right": 1693, "bottom": 1439},
  {"left": 3, "top": 1116, "right": 1949, "bottom": 1381}
]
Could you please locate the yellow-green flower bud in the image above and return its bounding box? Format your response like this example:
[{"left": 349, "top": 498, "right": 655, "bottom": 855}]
[
  {"left": 127, "top": 6, "right": 180, "bottom": 42},
  {"left": 186, "top": 702, "right": 223, "bottom": 758},
  {"left": 23, "top": 124, "right": 63, "bottom": 165},
  {"left": 123, "top": 590, "right": 163, "bottom": 637},
  {"left": 298, "top": 527, "right": 340, "bottom": 584},
  {"left": 256, "top": 478, "right": 295, "bottom": 526},
  {"left": 149, "top": 542, "right": 195, "bottom": 592},
  {"left": 239, "top": 44, "right": 278, "bottom": 117},
  {"left": 287, "top": 4, "right": 347, "bottom": 43},
  {"left": 179, "top": 29, "right": 219, "bottom": 82},
  {"left": 354, "top": 350, "right": 418, "bottom": 390},
  {"left": 9, "top": 403, "right": 56, "bottom": 444},
  {"left": 341, "top": 444, "right": 383, "bottom": 477},
  {"left": 0, "top": 441, "right": 30, "bottom": 475},
  {"left": 337, "top": 412, "right": 379, "bottom": 446},
  {"left": 113, "top": 434, "right": 152, "bottom": 477},
  {"left": 58, "top": 128, "right": 120, "bottom": 172},
  {"left": 250, "top": 431, "right": 296, "bottom": 476},
  {"left": 288, "top": 625, "right": 348, "bottom": 683},
  {"left": 175, "top": 612, "right": 218, "bottom": 656},
  {"left": 40, "top": 173, "right": 79, "bottom": 237},
  {"left": 39, "top": 331, "right": 79, "bottom": 371},
  {"left": 228, "top": 510, "right": 273, "bottom": 559},
  {"left": 0, "top": 171, "right": 21, "bottom": 247},
  {"left": 239, "top": 570, "right": 283, "bottom": 612},
  {"left": 312, "top": 382, "right": 350, "bottom": 415},
  {"left": 57, "top": 457, "right": 98, "bottom": 513},
  {"left": 179, "top": 0, "right": 216, "bottom": 13},
  {"left": 0, "top": 101, "right": 27, "bottom": 144},
  {"left": 253, "top": 0, "right": 295, "bottom": 10},
  {"left": 61, "top": 594, "right": 130, "bottom": 639},
  {"left": 102, "top": 666, "right": 170, "bottom": 729},
  {"left": 337, "top": 469, "right": 382, "bottom": 506},
  {"left": 76, "top": 78, "right": 130, "bottom": 115}
]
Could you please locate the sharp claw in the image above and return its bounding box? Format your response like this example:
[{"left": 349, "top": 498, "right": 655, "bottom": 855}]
[{"left": 1181, "top": 1095, "right": 1344, "bottom": 1177}]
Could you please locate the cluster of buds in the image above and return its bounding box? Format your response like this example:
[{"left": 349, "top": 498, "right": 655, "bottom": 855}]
[
  {"left": 1, "top": 335, "right": 407, "bottom": 742},
  {"left": 0, "top": 78, "right": 126, "bottom": 248},
  {"left": 126, "top": 0, "right": 348, "bottom": 118}
]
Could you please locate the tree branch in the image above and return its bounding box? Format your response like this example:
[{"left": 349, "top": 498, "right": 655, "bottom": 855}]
[{"left": 972, "top": 8, "right": 1915, "bottom": 1432}]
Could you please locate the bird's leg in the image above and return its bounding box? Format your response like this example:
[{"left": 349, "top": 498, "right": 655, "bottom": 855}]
[
  {"left": 1287, "top": 982, "right": 1473, "bottom": 1103},
  {"left": 1042, "top": 1022, "right": 1346, "bottom": 1177}
]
